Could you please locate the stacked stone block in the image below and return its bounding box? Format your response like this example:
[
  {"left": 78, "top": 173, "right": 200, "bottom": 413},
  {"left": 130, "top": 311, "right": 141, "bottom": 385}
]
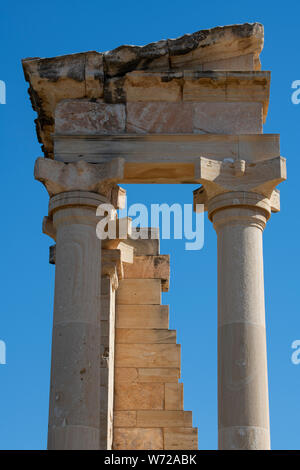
[{"left": 112, "top": 236, "right": 198, "bottom": 450}]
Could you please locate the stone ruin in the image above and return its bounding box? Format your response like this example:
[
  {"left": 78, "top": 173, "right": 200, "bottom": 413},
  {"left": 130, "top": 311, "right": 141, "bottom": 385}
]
[{"left": 22, "top": 22, "right": 286, "bottom": 450}]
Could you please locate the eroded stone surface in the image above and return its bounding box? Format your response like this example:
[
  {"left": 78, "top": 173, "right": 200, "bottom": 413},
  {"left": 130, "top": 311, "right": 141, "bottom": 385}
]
[
  {"left": 113, "top": 428, "right": 163, "bottom": 450},
  {"left": 34, "top": 157, "right": 124, "bottom": 198},
  {"left": 193, "top": 102, "right": 262, "bottom": 134},
  {"left": 22, "top": 23, "right": 264, "bottom": 157},
  {"left": 56, "top": 100, "right": 126, "bottom": 135},
  {"left": 126, "top": 103, "right": 193, "bottom": 134}
]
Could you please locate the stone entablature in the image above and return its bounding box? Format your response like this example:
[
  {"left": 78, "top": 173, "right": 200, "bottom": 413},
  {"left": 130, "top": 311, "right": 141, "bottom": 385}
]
[
  {"left": 23, "top": 22, "right": 287, "bottom": 450},
  {"left": 22, "top": 23, "right": 263, "bottom": 158}
]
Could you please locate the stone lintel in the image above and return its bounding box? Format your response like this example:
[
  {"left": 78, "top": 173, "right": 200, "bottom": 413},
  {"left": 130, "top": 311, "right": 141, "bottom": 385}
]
[{"left": 53, "top": 134, "right": 280, "bottom": 184}]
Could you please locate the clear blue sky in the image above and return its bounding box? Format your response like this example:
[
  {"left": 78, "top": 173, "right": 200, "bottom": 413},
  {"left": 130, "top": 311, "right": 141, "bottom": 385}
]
[{"left": 0, "top": 0, "right": 299, "bottom": 450}]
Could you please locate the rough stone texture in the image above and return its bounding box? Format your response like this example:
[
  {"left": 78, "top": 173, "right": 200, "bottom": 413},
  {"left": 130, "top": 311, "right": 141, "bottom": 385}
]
[
  {"left": 22, "top": 23, "right": 264, "bottom": 157},
  {"left": 137, "top": 410, "right": 192, "bottom": 428},
  {"left": 126, "top": 103, "right": 193, "bottom": 134},
  {"left": 193, "top": 102, "right": 262, "bottom": 134},
  {"left": 164, "top": 428, "right": 198, "bottom": 450},
  {"left": 114, "top": 367, "right": 180, "bottom": 384},
  {"left": 126, "top": 101, "right": 262, "bottom": 135},
  {"left": 116, "top": 279, "right": 161, "bottom": 305},
  {"left": 34, "top": 156, "right": 124, "bottom": 200},
  {"left": 115, "top": 343, "right": 181, "bottom": 368},
  {"left": 202, "top": 53, "right": 256, "bottom": 71},
  {"left": 55, "top": 100, "right": 126, "bottom": 135},
  {"left": 123, "top": 255, "right": 170, "bottom": 292},
  {"left": 116, "top": 305, "right": 169, "bottom": 329},
  {"left": 114, "top": 383, "right": 164, "bottom": 410},
  {"left": 165, "top": 383, "right": 184, "bottom": 410},
  {"left": 115, "top": 329, "right": 176, "bottom": 344},
  {"left": 114, "top": 411, "right": 136, "bottom": 427},
  {"left": 113, "top": 428, "right": 163, "bottom": 450}
]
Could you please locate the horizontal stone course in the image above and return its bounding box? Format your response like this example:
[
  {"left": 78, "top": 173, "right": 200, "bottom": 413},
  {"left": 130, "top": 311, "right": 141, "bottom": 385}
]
[
  {"left": 114, "top": 411, "right": 136, "bottom": 427},
  {"left": 116, "top": 305, "right": 169, "bottom": 329},
  {"left": 126, "top": 103, "right": 193, "bottom": 133},
  {"left": 114, "top": 383, "right": 164, "bottom": 410},
  {"left": 114, "top": 367, "right": 180, "bottom": 383},
  {"left": 136, "top": 410, "right": 192, "bottom": 427},
  {"left": 113, "top": 427, "right": 163, "bottom": 450},
  {"left": 115, "top": 343, "right": 181, "bottom": 368},
  {"left": 115, "top": 328, "right": 176, "bottom": 344},
  {"left": 55, "top": 99, "right": 262, "bottom": 137},
  {"left": 116, "top": 279, "right": 161, "bottom": 305},
  {"left": 163, "top": 427, "right": 198, "bottom": 450},
  {"left": 165, "top": 383, "right": 184, "bottom": 410},
  {"left": 55, "top": 100, "right": 125, "bottom": 135}
]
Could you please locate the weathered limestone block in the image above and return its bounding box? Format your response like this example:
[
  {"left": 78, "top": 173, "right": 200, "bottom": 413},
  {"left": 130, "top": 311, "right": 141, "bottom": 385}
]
[
  {"left": 202, "top": 53, "right": 256, "bottom": 71},
  {"left": 115, "top": 344, "right": 181, "bottom": 368},
  {"left": 22, "top": 52, "right": 104, "bottom": 157},
  {"left": 114, "top": 368, "right": 139, "bottom": 384},
  {"left": 168, "top": 23, "right": 263, "bottom": 69},
  {"left": 116, "top": 279, "right": 161, "bottom": 305},
  {"left": 126, "top": 101, "right": 262, "bottom": 135},
  {"left": 53, "top": 133, "right": 280, "bottom": 168},
  {"left": 114, "top": 411, "right": 137, "bottom": 427},
  {"left": 113, "top": 236, "right": 197, "bottom": 449},
  {"left": 123, "top": 255, "right": 170, "bottom": 292},
  {"left": 113, "top": 428, "right": 163, "bottom": 450},
  {"left": 125, "top": 71, "right": 182, "bottom": 102},
  {"left": 163, "top": 428, "right": 198, "bottom": 450},
  {"left": 182, "top": 71, "right": 269, "bottom": 119},
  {"left": 193, "top": 102, "right": 262, "bottom": 134},
  {"left": 165, "top": 383, "right": 184, "bottom": 410},
  {"left": 126, "top": 102, "right": 193, "bottom": 133},
  {"left": 121, "top": 228, "right": 160, "bottom": 256},
  {"left": 116, "top": 305, "right": 169, "bottom": 329},
  {"left": 114, "top": 383, "right": 164, "bottom": 410},
  {"left": 138, "top": 368, "right": 180, "bottom": 383},
  {"left": 55, "top": 100, "right": 126, "bottom": 135},
  {"left": 23, "top": 23, "right": 264, "bottom": 157},
  {"left": 115, "top": 328, "right": 176, "bottom": 344},
  {"left": 114, "top": 367, "right": 180, "bottom": 384},
  {"left": 136, "top": 410, "right": 192, "bottom": 428},
  {"left": 104, "top": 40, "right": 169, "bottom": 77}
]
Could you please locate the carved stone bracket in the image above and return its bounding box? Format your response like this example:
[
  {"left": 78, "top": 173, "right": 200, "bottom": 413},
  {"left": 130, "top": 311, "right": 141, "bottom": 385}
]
[
  {"left": 193, "top": 156, "right": 286, "bottom": 213},
  {"left": 34, "top": 156, "right": 125, "bottom": 204}
]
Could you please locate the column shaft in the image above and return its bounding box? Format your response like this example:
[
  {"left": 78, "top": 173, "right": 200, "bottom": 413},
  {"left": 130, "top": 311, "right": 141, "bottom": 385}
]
[
  {"left": 209, "top": 193, "right": 271, "bottom": 450},
  {"left": 47, "top": 191, "right": 107, "bottom": 450}
]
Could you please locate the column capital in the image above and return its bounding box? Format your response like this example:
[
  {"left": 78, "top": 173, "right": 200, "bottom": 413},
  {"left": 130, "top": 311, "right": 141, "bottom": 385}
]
[
  {"left": 34, "top": 157, "right": 126, "bottom": 208},
  {"left": 194, "top": 155, "right": 286, "bottom": 216}
]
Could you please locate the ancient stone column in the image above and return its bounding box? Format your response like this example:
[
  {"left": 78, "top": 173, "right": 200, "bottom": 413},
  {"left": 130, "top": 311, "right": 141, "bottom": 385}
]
[
  {"left": 34, "top": 157, "right": 125, "bottom": 450},
  {"left": 47, "top": 191, "right": 107, "bottom": 449},
  {"left": 208, "top": 192, "right": 271, "bottom": 450},
  {"left": 194, "top": 156, "right": 286, "bottom": 450}
]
